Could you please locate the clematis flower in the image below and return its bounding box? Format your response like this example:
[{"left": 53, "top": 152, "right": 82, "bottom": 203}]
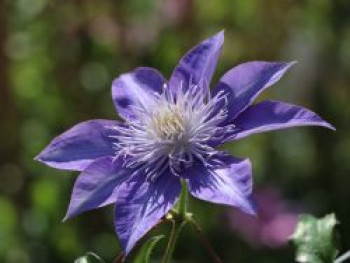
[{"left": 35, "top": 31, "right": 334, "bottom": 255}]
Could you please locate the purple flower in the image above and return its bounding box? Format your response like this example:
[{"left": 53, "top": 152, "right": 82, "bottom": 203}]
[
  {"left": 35, "top": 31, "right": 334, "bottom": 255},
  {"left": 226, "top": 187, "right": 300, "bottom": 248}
]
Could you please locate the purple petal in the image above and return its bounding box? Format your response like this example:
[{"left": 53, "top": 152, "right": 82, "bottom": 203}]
[
  {"left": 115, "top": 172, "right": 181, "bottom": 255},
  {"left": 185, "top": 157, "right": 256, "bottom": 215},
  {"left": 35, "top": 120, "right": 120, "bottom": 171},
  {"left": 168, "top": 31, "right": 224, "bottom": 97},
  {"left": 230, "top": 100, "right": 335, "bottom": 141},
  {"left": 64, "top": 157, "right": 130, "bottom": 220},
  {"left": 213, "top": 61, "right": 296, "bottom": 120},
  {"left": 112, "top": 67, "right": 166, "bottom": 120}
]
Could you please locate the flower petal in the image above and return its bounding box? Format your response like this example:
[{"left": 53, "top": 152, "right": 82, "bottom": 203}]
[
  {"left": 230, "top": 100, "right": 335, "bottom": 140},
  {"left": 185, "top": 157, "right": 256, "bottom": 215},
  {"left": 115, "top": 172, "right": 181, "bottom": 255},
  {"left": 64, "top": 157, "right": 130, "bottom": 220},
  {"left": 213, "top": 61, "right": 296, "bottom": 120},
  {"left": 168, "top": 31, "right": 224, "bottom": 97},
  {"left": 35, "top": 120, "right": 120, "bottom": 171},
  {"left": 112, "top": 67, "right": 166, "bottom": 120}
]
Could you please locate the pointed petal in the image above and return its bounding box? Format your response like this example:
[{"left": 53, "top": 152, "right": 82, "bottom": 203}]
[
  {"left": 64, "top": 157, "right": 130, "bottom": 220},
  {"left": 115, "top": 172, "right": 181, "bottom": 255},
  {"left": 230, "top": 100, "right": 335, "bottom": 140},
  {"left": 35, "top": 120, "right": 120, "bottom": 171},
  {"left": 213, "top": 61, "right": 296, "bottom": 120},
  {"left": 185, "top": 157, "right": 255, "bottom": 215},
  {"left": 168, "top": 31, "right": 224, "bottom": 97},
  {"left": 112, "top": 67, "right": 166, "bottom": 120}
]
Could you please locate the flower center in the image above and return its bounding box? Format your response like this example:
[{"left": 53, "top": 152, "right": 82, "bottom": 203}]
[
  {"left": 151, "top": 106, "right": 184, "bottom": 140},
  {"left": 110, "top": 84, "right": 235, "bottom": 180}
]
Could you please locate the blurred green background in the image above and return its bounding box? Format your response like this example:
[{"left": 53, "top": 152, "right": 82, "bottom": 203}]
[{"left": 0, "top": 0, "right": 349, "bottom": 262}]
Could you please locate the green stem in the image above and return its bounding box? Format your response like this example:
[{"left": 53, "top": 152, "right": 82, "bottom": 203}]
[
  {"left": 188, "top": 218, "right": 223, "bottom": 263},
  {"left": 161, "top": 219, "right": 186, "bottom": 263},
  {"left": 161, "top": 180, "right": 188, "bottom": 263},
  {"left": 177, "top": 180, "right": 188, "bottom": 219}
]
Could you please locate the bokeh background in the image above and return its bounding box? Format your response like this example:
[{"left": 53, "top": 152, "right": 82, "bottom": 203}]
[{"left": 1, "top": 0, "right": 349, "bottom": 262}]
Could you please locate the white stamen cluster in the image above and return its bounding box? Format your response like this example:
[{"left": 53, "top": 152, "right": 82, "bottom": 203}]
[{"left": 111, "top": 83, "right": 235, "bottom": 180}]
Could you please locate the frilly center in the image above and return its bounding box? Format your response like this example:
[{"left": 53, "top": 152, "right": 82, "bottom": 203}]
[{"left": 150, "top": 106, "right": 185, "bottom": 140}]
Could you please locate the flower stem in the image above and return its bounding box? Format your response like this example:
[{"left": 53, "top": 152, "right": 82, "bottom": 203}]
[
  {"left": 177, "top": 180, "right": 188, "bottom": 219},
  {"left": 161, "top": 181, "right": 222, "bottom": 263},
  {"left": 112, "top": 252, "right": 123, "bottom": 263},
  {"left": 161, "top": 219, "right": 186, "bottom": 263},
  {"left": 188, "top": 218, "right": 223, "bottom": 263},
  {"left": 161, "top": 180, "right": 188, "bottom": 263},
  {"left": 335, "top": 250, "right": 350, "bottom": 263}
]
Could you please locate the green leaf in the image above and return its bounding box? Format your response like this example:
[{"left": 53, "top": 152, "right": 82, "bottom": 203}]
[
  {"left": 291, "top": 213, "right": 339, "bottom": 263},
  {"left": 74, "top": 252, "right": 105, "bottom": 263},
  {"left": 133, "top": 235, "right": 165, "bottom": 263}
]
